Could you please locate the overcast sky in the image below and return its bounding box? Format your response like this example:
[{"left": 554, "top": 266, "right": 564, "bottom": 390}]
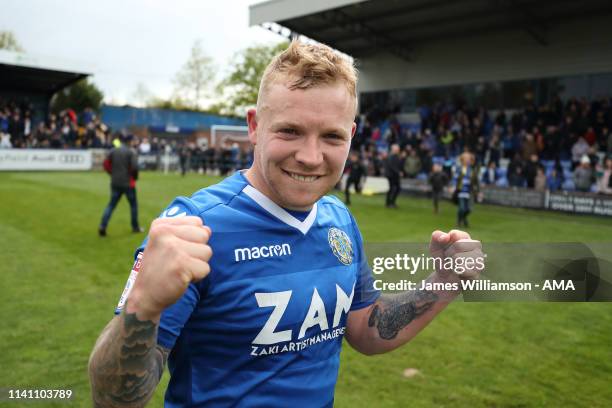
[{"left": 1, "top": 0, "right": 282, "bottom": 104}]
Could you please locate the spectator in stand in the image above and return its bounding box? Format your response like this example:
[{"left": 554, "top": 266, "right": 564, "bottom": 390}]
[
  {"left": 0, "top": 108, "right": 9, "bottom": 135},
  {"left": 139, "top": 137, "right": 151, "bottom": 155},
  {"left": 178, "top": 142, "right": 190, "bottom": 176},
  {"left": 371, "top": 126, "right": 381, "bottom": 142},
  {"left": 421, "top": 128, "right": 437, "bottom": 152},
  {"left": 501, "top": 128, "right": 515, "bottom": 159},
  {"left": 60, "top": 111, "right": 78, "bottom": 147},
  {"left": 547, "top": 168, "right": 563, "bottom": 192},
  {"left": 0, "top": 99, "right": 112, "bottom": 149},
  {"left": 488, "top": 132, "right": 501, "bottom": 166},
  {"left": 534, "top": 167, "right": 547, "bottom": 192},
  {"left": 541, "top": 126, "right": 559, "bottom": 160},
  {"left": 584, "top": 126, "right": 597, "bottom": 146},
  {"left": 81, "top": 107, "right": 95, "bottom": 125},
  {"left": 0, "top": 131, "right": 11, "bottom": 148},
  {"left": 481, "top": 161, "right": 498, "bottom": 185},
  {"left": 532, "top": 126, "right": 544, "bottom": 153},
  {"left": 574, "top": 155, "right": 594, "bottom": 192},
  {"left": 150, "top": 137, "right": 160, "bottom": 154},
  {"left": 509, "top": 166, "right": 526, "bottom": 188},
  {"left": 521, "top": 132, "right": 538, "bottom": 161},
  {"left": 403, "top": 147, "right": 421, "bottom": 178},
  {"left": 219, "top": 142, "right": 233, "bottom": 175},
  {"left": 587, "top": 146, "right": 600, "bottom": 169},
  {"left": 204, "top": 146, "right": 216, "bottom": 174},
  {"left": 23, "top": 110, "right": 32, "bottom": 144},
  {"left": 8, "top": 109, "right": 23, "bottom": 148},
  {"left": 441, "top": 129, "right": 454, "bottom": 157},
  {"left": 384, "top": 144, "right": 402, "bottom": 208},
  {"left": 91, "top": 123, "right": 106, "bottom": 148},
  {"left": 598, "top": 157, "right": 612, "bottom": 195},
  {"left": 571, "top": 136, "right": 590, "bottom": 168},
  {"left": 230, "top": 142, "right": 240, "bottom": 171},
  {"left": 49, "top": 128, "right": 63, "bottom": 148},
  {"left": 524, "top": 154, "right": 540, "bottom": 188}
]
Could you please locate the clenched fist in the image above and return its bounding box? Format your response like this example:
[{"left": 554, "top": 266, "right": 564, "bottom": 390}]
[
  {"left": 126, "top": 216, "right": 212, "bottom": 321},
  {"left": 429, "top": 229, "right": 484, "bottom": 280}
]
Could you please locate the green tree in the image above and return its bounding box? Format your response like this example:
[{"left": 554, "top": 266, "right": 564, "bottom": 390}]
[
  {"left": 214, "top": 41, "right": 287, "bottom": 116},
  {"left": 0, "top": 31, "right": 24, "bottom": 52},
  {"left": 50, "top": 78, "right": 104, "bottom": 114},
  {"left": 147, "top": 96, "right": 194, "bottom": 111},
  {"left": 173, "top": 40, "right": 216, "bottom": 110}
]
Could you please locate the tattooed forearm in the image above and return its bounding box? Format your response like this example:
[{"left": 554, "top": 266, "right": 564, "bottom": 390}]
[
  {"left": 88, "top": 304, "right": 169, "bottom": 408},
  {"left": 368, "top": 290, "right": 438, "bottom": 340}
]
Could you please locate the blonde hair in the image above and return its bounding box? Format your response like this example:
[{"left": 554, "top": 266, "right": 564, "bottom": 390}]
[{"left": 258, "top": 40, "right": 358, "bottom": 111}]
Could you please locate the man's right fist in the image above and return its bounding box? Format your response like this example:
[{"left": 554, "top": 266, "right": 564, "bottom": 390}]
[{"left": 126, "top": 216, "right": 212, "bottom": 321}]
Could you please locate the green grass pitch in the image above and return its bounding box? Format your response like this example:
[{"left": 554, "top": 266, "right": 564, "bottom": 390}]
[{"left": 1, "top": 171, "right": 611, "bottom": 407}]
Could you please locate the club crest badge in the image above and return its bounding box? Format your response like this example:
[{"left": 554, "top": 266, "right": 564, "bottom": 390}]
[{"left": 328, "top": 227, "right": 353, "bottom": 265}]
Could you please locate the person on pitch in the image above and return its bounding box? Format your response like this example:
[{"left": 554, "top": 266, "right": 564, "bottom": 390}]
[
  {"left": 98, "top": 133, "right": 143, "bottom": 237},
  {"left": 88, "top": 41, "right": 483, "bottom": 408},
  {"left": 344, "top": 150, "right": 367, "bottom": 205},
  {"left": 453, "top": 151, "right": 480, "bottom": 228}
]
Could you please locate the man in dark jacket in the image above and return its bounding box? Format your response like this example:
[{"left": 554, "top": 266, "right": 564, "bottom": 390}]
[
  {"left": 344, "top": 151, "right": 367, "bottom": 205},
  {"left": 384, "top": 144, "right": 403, "bottom": 208},
  {"left": 99, "top": 134, "right": 143, "bottom": 236}
]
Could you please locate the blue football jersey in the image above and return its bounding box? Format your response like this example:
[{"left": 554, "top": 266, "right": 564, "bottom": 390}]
[{"left": 115, "top": 171, "right": 380, "bottom": 407}]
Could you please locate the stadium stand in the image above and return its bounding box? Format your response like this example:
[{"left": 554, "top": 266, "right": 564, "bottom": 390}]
[{"left": 351, "top": 95, "right": 611, "bottom": 193}]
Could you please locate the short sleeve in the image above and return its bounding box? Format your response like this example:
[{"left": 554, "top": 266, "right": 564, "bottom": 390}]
[
  {"left": 348, "top": 214, "right": 380, "bottom": 310},
  {"left": 112, "top": 197, "right": 207, "bottom": 349}
]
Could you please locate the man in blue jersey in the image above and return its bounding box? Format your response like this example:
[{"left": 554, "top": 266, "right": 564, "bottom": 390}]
[{"left": 88, "top": 41, "right": 483, "bottom": 408}]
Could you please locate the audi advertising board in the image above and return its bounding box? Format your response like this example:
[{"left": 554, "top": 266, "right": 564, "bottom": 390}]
[{"left": 0, "top": 150, "right": 92, "bottom": 171}]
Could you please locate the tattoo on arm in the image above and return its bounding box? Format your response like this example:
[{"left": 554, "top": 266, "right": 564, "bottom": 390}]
[
  {"left": 367, "top": 290, "right": 438, "bottom": 340},
  {"left": 89, "top": 305, "right": 170, "bottom": 408}
]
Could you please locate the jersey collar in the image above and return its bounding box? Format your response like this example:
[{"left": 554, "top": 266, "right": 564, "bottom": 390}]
[{"left": 242, "top": 184, "right": 318, "bottom": 235}]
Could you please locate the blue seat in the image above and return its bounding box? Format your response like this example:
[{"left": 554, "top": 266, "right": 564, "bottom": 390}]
[
  {"left": 541, "top": 160, "right": 555, "bottom": 170},
  {"left": 496, "top": 177, "right": 509, "bottom": 187},
  {"left": 560, "top": 160, "right": 572, "bottom": 170}
]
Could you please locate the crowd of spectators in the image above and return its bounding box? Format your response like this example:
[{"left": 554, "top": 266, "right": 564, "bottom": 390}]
[
  {"left": 351, "top": 95, "right": 612, "bottom": 194},
  {"left": 4, "top": 95, "right": 611, "bottom": 194},
  {"left": 0, "top": 99, "right": 252, "bottom": 174},
  {"left": 134, "top": 137, "right": 253, "bottom": 175},
  {"left": 0, "top": 100, "right": 109, "bottom": 149}
]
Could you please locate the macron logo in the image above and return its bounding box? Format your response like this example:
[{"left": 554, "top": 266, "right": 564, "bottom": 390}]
[{"left": 234, "top": 243, "right": 292, "bottom": 263}]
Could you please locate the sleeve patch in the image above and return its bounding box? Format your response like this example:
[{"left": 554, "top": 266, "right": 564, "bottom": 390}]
[
  {"left": 116, "top": 252, "right": 143, "bottom": 312},
  {"left": 161, "top": 205, "right": 188, "bottom": 218}
]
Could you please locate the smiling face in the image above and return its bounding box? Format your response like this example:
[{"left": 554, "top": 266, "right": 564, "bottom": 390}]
[{"left": 245, "top": 82, "right": 356, "bottom": 211}]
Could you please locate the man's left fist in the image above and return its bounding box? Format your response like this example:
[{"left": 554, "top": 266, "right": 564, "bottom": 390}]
[{"left": 429, "top": 230, "right": 485, "bottom": 279}]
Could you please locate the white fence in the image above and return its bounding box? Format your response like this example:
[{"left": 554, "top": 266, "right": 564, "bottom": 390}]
[{"left": 0, "top": 149, "right": 92, "bottom": 171}]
